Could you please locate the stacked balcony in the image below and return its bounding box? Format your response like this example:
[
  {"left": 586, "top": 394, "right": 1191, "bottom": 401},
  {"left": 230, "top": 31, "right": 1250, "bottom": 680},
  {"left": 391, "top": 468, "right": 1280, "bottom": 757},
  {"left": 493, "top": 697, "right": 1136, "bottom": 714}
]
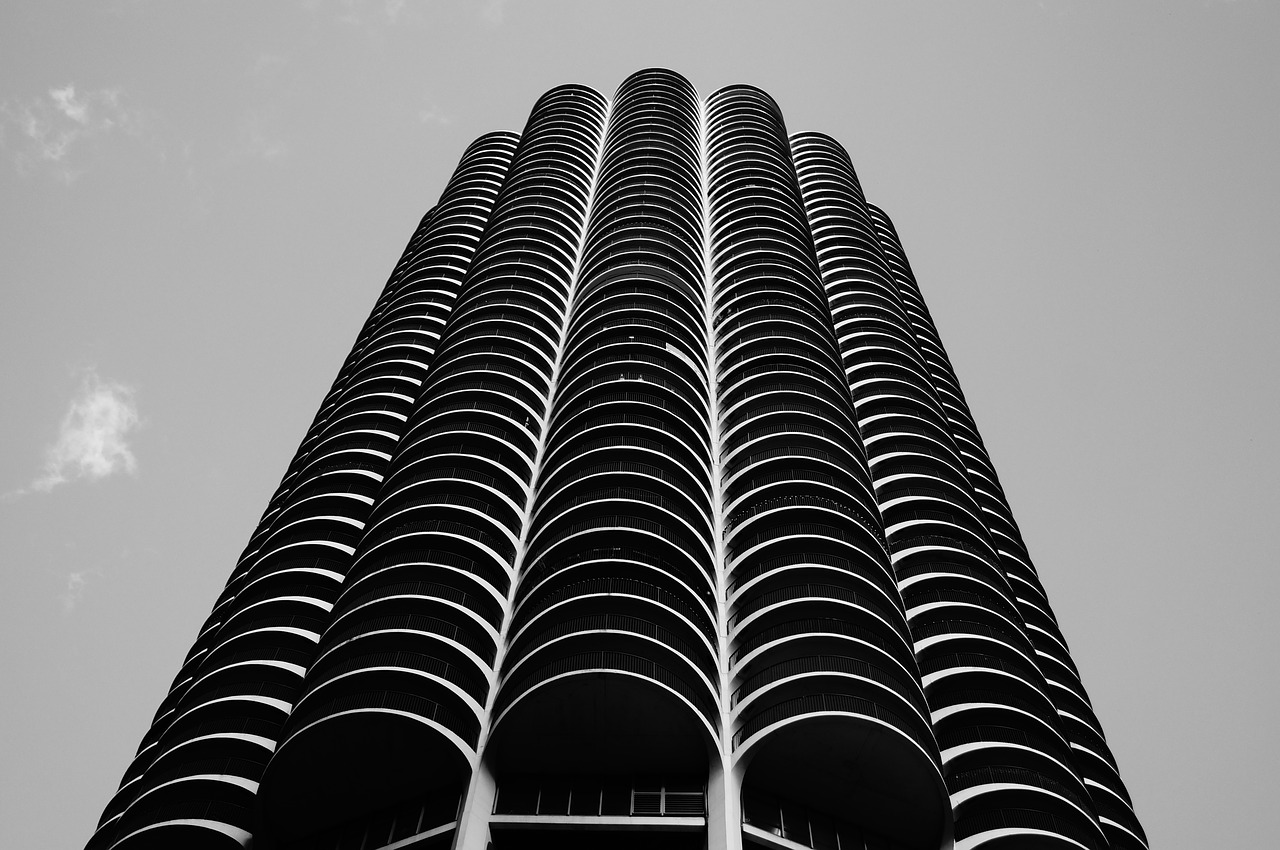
[
  {"left": 87, "top": 132, "right": 517, "bottom": 850},
  {"left": 86, "top": 70, "right": 1146, "bottom": 850},
  {"left": 870, "top": 208, "right": 1147, "bottom": 850},
  {"left": 255, "top": 87, "right": 608, "bottom": 846},
  {"left": 709, "top": 89, "right": 946, "bottom": 850},
  {"left": 489, "top": 68, "right": 717, "bottom": 788},
  {"left": 792, "top": 132, "right": 1118, "bottom": 850}
]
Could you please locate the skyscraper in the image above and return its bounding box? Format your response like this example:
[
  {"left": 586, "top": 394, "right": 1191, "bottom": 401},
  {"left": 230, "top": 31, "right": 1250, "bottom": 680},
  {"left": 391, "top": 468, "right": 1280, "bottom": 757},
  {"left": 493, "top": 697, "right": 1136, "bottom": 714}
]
[{"left": 86, "top": 69, "right": 1146, "bottom": 850}]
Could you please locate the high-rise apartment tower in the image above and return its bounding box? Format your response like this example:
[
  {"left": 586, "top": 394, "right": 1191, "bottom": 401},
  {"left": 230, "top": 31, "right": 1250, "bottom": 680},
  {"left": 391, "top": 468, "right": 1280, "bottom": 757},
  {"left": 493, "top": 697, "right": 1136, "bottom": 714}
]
[{"left": 87, "top": 69, "right": 1146, "bottom": 850}]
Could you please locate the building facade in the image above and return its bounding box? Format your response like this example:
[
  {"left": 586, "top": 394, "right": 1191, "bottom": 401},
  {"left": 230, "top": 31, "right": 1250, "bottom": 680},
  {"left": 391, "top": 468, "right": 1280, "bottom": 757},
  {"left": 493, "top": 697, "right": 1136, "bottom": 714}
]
[{"left": 86, "top": 69, "right": 1146, "bottom": 850}]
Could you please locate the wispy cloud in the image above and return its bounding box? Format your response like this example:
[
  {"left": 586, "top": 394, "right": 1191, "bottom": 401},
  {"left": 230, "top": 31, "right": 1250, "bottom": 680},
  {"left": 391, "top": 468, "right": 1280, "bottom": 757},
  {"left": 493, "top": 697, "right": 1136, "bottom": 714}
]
[
  {"left": 61, "top": 568, "right": 99, "bottom": 614},
  {"left": 235, "top": 114, "right": 290, "bottom": 161},
  {"left": 248, "top": 52, "right": 289, "bottom": 77},
  {"left": 50, "top": 85, "right": 91, "bottom": 124},
  {"left": 302, "top": 0, "right": 415, "bottom": 25},
  {"left": 419, "top": 106, "right": 454, "bottom": 127},
  {"left": 29, "top": 371, "right": 141, "bottom": 494},
  {"left": 0, "top": 84, "right": 148, "bottom": 181},
  {"left": 480, "top": 0, "right": 505, "bottom": 25}
]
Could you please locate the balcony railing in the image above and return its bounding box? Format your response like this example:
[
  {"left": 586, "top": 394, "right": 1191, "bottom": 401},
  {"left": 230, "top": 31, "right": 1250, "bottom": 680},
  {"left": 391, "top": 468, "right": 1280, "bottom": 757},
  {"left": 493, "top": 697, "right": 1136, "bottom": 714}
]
[
  {"left": 287, "top": 688, "right": 481, "bottom": 745},
  {"left": 494, "top": 776, "right": 705, "bottom": 818},
  {"left": 953, "top": 806, "right": 1102, "bottom": 849},
  {"left": 733, "top": 692, "right": 932, "bottom": 756},
  {"left": 498, "top": 649, "right": 716, "bottom": 724},
  {"left": 733, "top": 654, "right": 926, "bottom": 716}
]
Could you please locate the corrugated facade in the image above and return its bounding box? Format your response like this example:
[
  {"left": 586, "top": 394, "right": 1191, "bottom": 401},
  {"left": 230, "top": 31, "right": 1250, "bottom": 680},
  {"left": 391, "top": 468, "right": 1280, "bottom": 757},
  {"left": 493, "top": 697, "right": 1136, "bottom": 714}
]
[{"left": 87, "top": 69, "right": 1145, "bottom": 850}]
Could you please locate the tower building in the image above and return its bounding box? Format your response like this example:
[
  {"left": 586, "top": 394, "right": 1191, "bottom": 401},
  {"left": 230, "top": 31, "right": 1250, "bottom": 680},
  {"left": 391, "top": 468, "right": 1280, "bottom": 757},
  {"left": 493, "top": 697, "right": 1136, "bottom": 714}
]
[{"left": 86, "top": 69, "right": 1146, "bottom": 850}]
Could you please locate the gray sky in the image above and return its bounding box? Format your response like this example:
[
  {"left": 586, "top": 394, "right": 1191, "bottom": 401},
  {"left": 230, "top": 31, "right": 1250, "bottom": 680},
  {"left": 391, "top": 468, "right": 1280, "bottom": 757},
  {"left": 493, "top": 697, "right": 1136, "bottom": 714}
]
[{"left": 2, "top": 2, "right": 1276, "bottom": 848}]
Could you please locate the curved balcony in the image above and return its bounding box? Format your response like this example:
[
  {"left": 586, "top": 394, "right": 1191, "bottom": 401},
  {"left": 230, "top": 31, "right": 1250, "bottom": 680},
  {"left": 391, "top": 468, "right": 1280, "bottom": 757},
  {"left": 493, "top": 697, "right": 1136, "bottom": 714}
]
[
  {"left": 919, "top": 653, "right": 1063, "bottom": 738},
  {"left": 725, "top": 462, "right": 875, "bottom": 525},
  {"left": 734, "top": 652, "right": 927, "bottom": 720},
  {"left": 721, "top": 338, "right": 847, "bottom": 396},
  {"left": 277, "top": 789, "right": 464, "bottom": 850},
  {"left": 916, "top": 627, "right": 1042, "bottom": 681},
  {"left": 726, "top": 518, "right": 891, "bottom": 602},
  {"left": 1059, "top": 716, "right": 1119, "bottom": 777},
  {"left": 717, "top": 272, "right": 832, "bottom": 327},
  {"left": 355, "top": 511, "right": 516, "bottom": 581},
  {"left": 108, "top": 800, "right": 255, "bottom": 850},
  {"left": 511, "top": 573, "right": 716, "bottom": 646},
  {"left": 96, "top": 751, "right": 265, "bottom": 826},
  {"left": 1086, "top": 781, "right": 1147, "bottom": 849},
  {"left": 110, "top": 737, "right": 272, "bottom": 845},
  {"left": 875, "top": 465, "right": 977, "bottom": 508},
  {"left": 351, "top": 539, "right": 512, "bottom": 603},
  {"left": 539, "top": 457, "right": 711, "bottom": 531},
  {"left": 900, "top": 560, "right": 1022, "bottom": 612},
  {"left": 397, "top": 411, "right": 537, "bottom": 473},
  {"left": 949, "top": 765, "right": 1106, "bottom": 850},
  {"left": 535, "top": 479, "right": 711, "bottom": 549},
  {"left": 730, "top": 612, "right": 908, "bottom": 672},
  {"left": 732, "top": 585, "right": 913, "bottom": 671},
  {"left": 298, "top": 646, "right": 486, "bottom": 725},
  {"left": 319, "top": 609, "right": 498, "bottom": 672},
  {"left": 445, "top": 288, "right": 564, "bottom": 348},
  {"left": 488, "top": 648, "right": 717, "bottom": 780},
  {"left": 176, "top": 659, "right": 302, "bottom": 713},
  {"left": 728, "top": 518, "right": 894, "bottom": 596},
  {"left": 542, "top": 400, "right": 712, "bottom": 493},
  {"left": 949, "top": 760, "right": 1095, "bottom": 836},
  {"left": 952, "top": 809, "right": 1103, "bottom": 850},
  {"left": 723, "top": 442, "right": 867, "bottom": 504},
  {"left": 504, "top": 611, "right": 717, "bottom": 694},
  {"left": 152, "top": 690, "right": 290, "bottom": 756},
  {"left": 328, "top": 574, "right": 504, "bottom": 636},
  {"left": 91, "top": 126, "right": 524, "bottom": 850},
  {"left": 579, "top": 226, "right": 703, "bottom": 286},
  {"left": 557, "top": 352, "right": 708, "bottom": 417},
  {"left": 214, "top": 586, "right": 330, "bottom": 632},
  {"left": 912, "top": 614, "right": 1039, "bottom": 665},
  {"left": 362, "top": 490, "right": 520, "bottom": 555},
  {"left": 722, "top": 386, "right": 855, "bottom": 440},
  {"left": 731, "top": 687, "right": 948, "bottom": 850},
  {"left": 251, "top": 82, "right": 611, "bottom": 848},
  {"left": 566, "top": 317, "right": 704, "bottom": 380},
  {"left": 258, "top": 687, "right": 478, "bottom": 845},
  {"left": 323, "top": 572, "right": 500, "bottom": 651},
  {"left": 520, "top": 542, "right": 716, "bottom": 626},
  {"left": 527, "top": 509, "right": 715, "bottom": 590},
  {"left": 376, "top": 462, "right": 526, "bottom": 527}
]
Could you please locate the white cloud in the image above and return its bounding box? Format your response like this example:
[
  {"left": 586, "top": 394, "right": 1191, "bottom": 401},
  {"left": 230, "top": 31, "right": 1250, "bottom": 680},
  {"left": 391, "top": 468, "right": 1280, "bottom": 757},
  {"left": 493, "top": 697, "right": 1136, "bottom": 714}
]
[
  {"left": 0, "top": 84, "right": 146, "bottom": 179},
  {"left": 32, "top": 371, "right": 141, "bottom": 493},
  {"left": 50, "top": 85, "right": 90, "bottom": 124},
  {"left": 61, "top": 569, "right": 96, "bottom": 613}
]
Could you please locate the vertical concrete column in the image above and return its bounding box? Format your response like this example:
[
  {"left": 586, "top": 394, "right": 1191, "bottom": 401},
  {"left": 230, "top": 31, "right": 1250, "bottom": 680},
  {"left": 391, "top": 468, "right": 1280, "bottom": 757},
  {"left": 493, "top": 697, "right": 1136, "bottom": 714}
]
[
  {"left": 708, "top": 91, "right": 942, "bottom": 849},
  {"left": 697, "top": 85, "right": 740, "bottom": 850},
  {"left": 478, "top": 68, "right": 719, "bottom": 845},
  {"left": 451, "top": 82, "right": 615, "bottom": 850}
]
